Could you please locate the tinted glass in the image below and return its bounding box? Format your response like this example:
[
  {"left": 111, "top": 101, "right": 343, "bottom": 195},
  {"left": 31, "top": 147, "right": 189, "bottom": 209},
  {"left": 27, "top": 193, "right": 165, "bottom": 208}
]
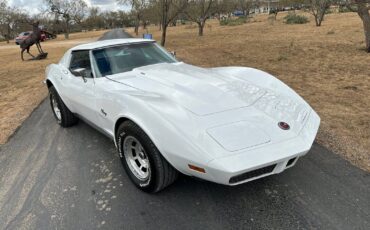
[{"left": 92, "top": 42, "right": 177, "bottom": 77}]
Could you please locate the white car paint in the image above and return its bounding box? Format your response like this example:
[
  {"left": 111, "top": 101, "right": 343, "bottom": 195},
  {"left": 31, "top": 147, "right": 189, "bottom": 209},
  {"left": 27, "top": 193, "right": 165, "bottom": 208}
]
[{"left": 45, "top": 39, "right": 320, "bottom": 185}]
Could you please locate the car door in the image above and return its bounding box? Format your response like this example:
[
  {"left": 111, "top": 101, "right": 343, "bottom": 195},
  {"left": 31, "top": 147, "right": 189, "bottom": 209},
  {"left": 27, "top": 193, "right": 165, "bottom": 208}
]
[{"left": 61, "top": 50, "right": 99, "bottom": 124}]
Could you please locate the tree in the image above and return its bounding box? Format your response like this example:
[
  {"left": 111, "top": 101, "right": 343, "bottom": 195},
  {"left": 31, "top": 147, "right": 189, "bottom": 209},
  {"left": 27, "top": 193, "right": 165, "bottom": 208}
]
[
  {"left": 0, "top": 0, "right": 7, "bottom": 31},
  {"left": 237, "top": 0, "right": 253, "bottom": 16},
  {"left": 345, "top": 0, "right": 370, "bottom": 52},
  {"left": 186, "top": 0, "right": 215, "bottom": 36},
  {"left": 44, "top": 0, "right": 88, "bottom": 39},
  {"left": 0, "top": 4, "right": 28, "bottom": 43},
  {"left": 0, "top": 0, "right": 5, "bottom": 12},
  {"left": 84, "top": 7, "right": 104, "bottom": 30},
  {"left": 151, "top": 0, "right": 188, "bottom": 46},
  {"left": 118, "top": 0, "right": 149, "bottom": 35},
  {"left": 214, "top": 0, "right": 238, "bottom": 20},
  {"left": 307, "top": 0, "right": 332, "bottom": 26}
]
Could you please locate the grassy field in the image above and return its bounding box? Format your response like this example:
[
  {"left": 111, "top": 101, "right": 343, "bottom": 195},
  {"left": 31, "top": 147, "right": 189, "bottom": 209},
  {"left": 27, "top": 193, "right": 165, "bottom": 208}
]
[
  {"left": 0, "top": 30, "right": 108, "bottom": 144},
  {"left": 0, "top": 12, "right": 368, "bottom": 171},
  {"left": 127, "top": 12, "right": 370, "bottom": 171}
]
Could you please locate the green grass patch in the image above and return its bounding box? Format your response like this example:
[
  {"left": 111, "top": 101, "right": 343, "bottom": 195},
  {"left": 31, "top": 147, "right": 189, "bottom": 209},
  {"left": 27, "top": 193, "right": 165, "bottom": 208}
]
[
  {"left": 284, "top": 13, "right": 309, "bottom": 24},
  {"left": 220, "top": 17, "right": 247, "bottom": 26}
]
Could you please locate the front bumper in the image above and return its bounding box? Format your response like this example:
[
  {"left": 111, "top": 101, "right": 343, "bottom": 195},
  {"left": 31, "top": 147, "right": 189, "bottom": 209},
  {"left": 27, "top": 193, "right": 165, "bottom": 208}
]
[{"left": 191, "top": 110, "right": 320, "bottom": 185}]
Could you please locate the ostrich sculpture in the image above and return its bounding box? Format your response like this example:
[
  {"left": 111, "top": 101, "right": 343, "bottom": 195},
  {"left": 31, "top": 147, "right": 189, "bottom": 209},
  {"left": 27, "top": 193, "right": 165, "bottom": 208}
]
[{"left": 20, "top": 21, "right": 47, "bottom": 61}]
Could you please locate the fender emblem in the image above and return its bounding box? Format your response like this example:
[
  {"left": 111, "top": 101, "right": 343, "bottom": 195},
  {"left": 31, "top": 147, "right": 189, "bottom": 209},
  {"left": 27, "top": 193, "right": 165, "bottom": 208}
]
[{"left": 101, "top": 109, "right": 107, "bottom": 117}]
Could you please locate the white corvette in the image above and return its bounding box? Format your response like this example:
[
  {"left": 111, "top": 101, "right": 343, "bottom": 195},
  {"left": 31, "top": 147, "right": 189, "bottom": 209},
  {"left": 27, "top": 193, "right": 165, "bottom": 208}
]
[{"left": 45, "top": 39, "right": 320, "bottom": 192}]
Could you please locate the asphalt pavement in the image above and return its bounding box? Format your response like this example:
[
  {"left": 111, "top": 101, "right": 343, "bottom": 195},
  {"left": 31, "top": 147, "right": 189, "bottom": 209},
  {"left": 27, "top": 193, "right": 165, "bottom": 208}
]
[
  {"left": 98, "top": 29, "right": 133, "bottom": 40},
  {"left": 0, "top": 29, "right": 369, "bottom": 230}
]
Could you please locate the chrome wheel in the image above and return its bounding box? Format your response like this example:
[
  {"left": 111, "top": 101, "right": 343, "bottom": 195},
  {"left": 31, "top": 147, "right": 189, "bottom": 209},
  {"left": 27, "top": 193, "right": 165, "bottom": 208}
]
[
  {"left": 51, "top": 95, "right": 61, "bottom": 121},
  {"left": 123, "top": 136, "right": 150, "bottom": 181}
]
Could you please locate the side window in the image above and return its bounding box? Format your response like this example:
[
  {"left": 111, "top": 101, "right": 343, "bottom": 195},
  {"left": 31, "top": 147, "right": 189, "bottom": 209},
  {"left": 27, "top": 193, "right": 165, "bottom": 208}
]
[{"left": 69, "top": 50, "right": 93, "bottom": 78}]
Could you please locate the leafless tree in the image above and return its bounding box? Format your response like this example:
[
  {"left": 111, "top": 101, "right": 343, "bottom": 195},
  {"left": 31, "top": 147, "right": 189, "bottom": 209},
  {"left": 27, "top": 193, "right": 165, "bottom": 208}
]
[
  {"left": 84, "top": 7, "right": 102, "bottom": 30},
  {"left": 0, "top": 1, "right": 10, "bottom": 41},
  {"left": 307, "top": 0, "right": 332, "bottom": 26},
  {"left": 44, "top": 0, "right": 88, "bottom": 39},
  {"left": 345, "top": 0, "right": 370, "bottom": 52},
  {"left": 213, "top": 0, "right": 237, "bottom": 20},
  {"left": 150, "top": 0, "right": 188, "bottom": 46},
  {"left": 237, "top": 0, "right": 253, "bottom": 16},
  {"left": 0, "top": 4, "right": 27, "bottom": 43},
  {"left": 118, "top": 0, "right": 149, "bottom": 35},
  {"left": 0, "top": 0, "right": 6, "bottom": 13},
  {"left": 185, "top": 0, "right": 215, "bottom": 36}
]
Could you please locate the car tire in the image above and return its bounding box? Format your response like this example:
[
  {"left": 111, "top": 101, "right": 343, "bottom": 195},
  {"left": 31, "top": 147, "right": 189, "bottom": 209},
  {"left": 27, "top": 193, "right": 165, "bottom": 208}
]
[
  {"left": 49, "top": 86, "right": 78, "bottom": 127},
  {"left": 116, "top": 121, "right": 178, "bottom": 193}
]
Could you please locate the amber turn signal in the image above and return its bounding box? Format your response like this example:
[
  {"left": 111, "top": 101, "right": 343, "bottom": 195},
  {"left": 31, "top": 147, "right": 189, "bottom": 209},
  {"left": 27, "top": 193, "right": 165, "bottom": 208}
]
[{"left": 188, "top": 164, "right": 206, "bottom": 173}]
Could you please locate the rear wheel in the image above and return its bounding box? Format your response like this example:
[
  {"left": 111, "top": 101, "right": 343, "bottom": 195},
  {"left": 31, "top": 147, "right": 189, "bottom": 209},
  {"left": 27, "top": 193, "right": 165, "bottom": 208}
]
[
  {"left": 116, "top": 121, "right": 178, "bottom": 193},
  {"left": 49, "top": 86, "right": 78, "bottom": 127}
]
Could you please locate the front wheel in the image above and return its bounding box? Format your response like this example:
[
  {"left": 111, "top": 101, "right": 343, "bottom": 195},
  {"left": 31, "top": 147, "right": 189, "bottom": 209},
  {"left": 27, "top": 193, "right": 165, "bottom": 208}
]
[
  {"left": 116, "top": 121, "right": 178, "bottom": 193},
  {"left": 49, "top": 86, "right": 78, "bottom": 127}
]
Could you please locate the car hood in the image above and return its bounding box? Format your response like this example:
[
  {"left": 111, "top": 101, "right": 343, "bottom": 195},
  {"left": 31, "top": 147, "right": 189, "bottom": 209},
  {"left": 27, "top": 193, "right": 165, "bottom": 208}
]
[
  {"left": 113, "top": 62, "right": 271, "bottom": 115},
  {"left": 112, "top": 62, "right": 309, "bottom": 117}
]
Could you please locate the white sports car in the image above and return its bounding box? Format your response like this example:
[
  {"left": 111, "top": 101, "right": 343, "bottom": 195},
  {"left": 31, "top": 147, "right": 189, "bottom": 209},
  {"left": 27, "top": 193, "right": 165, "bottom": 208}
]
[{"left": 45, "top": 39, "right": 320, "bottom": 192}]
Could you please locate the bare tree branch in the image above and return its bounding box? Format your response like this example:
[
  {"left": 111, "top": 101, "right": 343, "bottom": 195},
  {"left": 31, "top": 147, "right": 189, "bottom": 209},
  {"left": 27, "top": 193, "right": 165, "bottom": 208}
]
[{"left": 44, "top": 0, "right": 87, "bottom": 39}]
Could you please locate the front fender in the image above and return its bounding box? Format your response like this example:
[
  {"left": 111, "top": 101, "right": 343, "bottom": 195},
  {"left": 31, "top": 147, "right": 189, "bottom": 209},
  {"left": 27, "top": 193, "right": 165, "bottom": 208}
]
[
  {"left": 111, "top": 92, "right": 214, "bottom": 176},
  {"left": 45, "top": 64, "right": 76, "bottom": 112}
]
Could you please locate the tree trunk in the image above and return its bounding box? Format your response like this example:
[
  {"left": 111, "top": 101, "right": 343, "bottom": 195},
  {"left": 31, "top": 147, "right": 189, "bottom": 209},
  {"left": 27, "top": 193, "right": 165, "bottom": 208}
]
[
  {"left": 134, "top": 23, "right": 139, "bottom": 36},
  {"left": 161, "top": 24, "right": 167, "bottom": 46},
  {"left": 198, "top": 22, "right": 205, "bottom": 36},
  {"left": 65, "top": 20, "right": 70, "bottom": 39},
  {"left": 134, "top": 13, "right": 141, "bottom": 36},
  {"left": 357, "top": 5, "right": 370, "bottom": 52},
  {"left": 6, "top": 25, "right": 10, "bottom": 43},
  {"left": 314, "top": 15, "right": 321, "bottom": 26},
  {"left": 315, "top": 10, "right": 325, "bottom": 27}
]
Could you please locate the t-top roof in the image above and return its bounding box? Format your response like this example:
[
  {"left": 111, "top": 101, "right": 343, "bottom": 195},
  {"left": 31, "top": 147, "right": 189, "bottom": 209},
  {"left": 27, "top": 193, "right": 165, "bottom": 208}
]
[{"left": 71, "top": 38, "right": 155, "bottom": 50}]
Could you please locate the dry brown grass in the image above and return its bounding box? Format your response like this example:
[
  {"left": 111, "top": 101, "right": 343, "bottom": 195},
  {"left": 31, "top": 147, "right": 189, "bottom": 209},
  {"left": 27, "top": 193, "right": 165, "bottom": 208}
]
[
  {"left": 0, "top": 30, "right": 108, "bottom": 144},
  {"left": 127, "top": 12, "right": 370, "bottom": 171}
]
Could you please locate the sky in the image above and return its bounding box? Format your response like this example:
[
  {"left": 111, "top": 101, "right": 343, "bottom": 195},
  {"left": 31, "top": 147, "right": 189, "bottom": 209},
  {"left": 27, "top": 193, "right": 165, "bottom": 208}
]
[{"left": 8, "top": 0, "right": 130, "bottom": 15}]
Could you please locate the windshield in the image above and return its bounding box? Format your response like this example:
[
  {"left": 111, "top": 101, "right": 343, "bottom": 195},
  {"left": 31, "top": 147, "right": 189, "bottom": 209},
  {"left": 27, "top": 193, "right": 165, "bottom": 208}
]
[{"left": 92, "top": 42, "right": 177, "bottom": 77}]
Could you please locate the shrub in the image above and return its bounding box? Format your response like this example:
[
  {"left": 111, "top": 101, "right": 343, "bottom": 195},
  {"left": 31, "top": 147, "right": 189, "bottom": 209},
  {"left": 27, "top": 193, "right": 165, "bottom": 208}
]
[
  {"left": 277, "top": 54, "right": 288, "bottom": 61},
  {"left": 327, "top": 30, "right": 335, "bottom": 35},
  {"left": 284, "top": 13, "right": 309, "bottom": 24},
  {"left": 220, "top": 17, "right": 247, "bottom": 26},
  {"left": 339, "top": 6, "right": 354, "bottom": 13},
  {"left": 325, "top": 9, "right": 334, "bottom": 14}
]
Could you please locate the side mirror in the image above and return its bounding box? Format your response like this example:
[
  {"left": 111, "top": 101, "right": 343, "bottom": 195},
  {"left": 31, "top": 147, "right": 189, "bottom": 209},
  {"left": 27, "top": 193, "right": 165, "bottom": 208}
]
[
  {"left": 71, "top": 68, "right": 88, "bottom": 82},
  {"left": 71, "top": 68, "right": 87, "bottom": 77}
]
